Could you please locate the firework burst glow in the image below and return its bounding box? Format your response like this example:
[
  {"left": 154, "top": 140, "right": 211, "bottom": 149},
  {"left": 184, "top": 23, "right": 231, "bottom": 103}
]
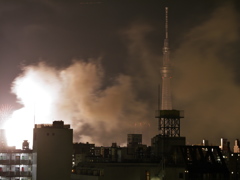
[
  {"left": 0, "top": 104, "right": 13, "bottom": 126},
  {"left": 5, "top": 61, "right": 152, "bottom": 149}
]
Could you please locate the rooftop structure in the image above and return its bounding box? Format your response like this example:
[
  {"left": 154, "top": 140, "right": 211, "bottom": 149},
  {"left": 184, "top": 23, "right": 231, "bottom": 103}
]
[{"left": 34, "top": 120, "right": 70, "bottom": 129}]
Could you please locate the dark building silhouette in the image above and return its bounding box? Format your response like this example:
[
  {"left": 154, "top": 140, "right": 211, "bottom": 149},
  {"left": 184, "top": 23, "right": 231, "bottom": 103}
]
[{"left": 32, "top": 120, "right": 73, "bottom": 180}]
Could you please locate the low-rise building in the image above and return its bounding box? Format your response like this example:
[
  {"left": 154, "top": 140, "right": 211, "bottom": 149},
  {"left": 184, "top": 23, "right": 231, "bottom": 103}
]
[{"left": 0, "top": 140, "right": 32, "bottom": 180}]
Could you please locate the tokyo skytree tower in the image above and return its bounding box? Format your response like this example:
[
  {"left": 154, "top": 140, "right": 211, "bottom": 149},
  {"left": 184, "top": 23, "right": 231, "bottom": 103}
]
[
  {"left": 155, "top": 7, "right": 184, "bottom": 137},
  {"left": 160, "top": 7, "right": 172, "bottom": 110}
]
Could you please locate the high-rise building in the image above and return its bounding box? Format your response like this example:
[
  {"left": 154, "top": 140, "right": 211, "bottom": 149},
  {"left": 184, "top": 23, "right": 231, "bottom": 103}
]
[
  {"left": 127, "top": 134, "right": 143, "bottom": 156},
  {"left": 219, "top": 138, "right": 230, "bottom": 156},
  {"left": 127, "top": 134, "right": 142, "bottom": 147},
  {"left": 202, "top": 139, "right": 209, "bottom": 146},
  {"left": 233, "top": 139, "right": 240, "bottom": 153},
  {"left": 32, "top": 121, "right": 73, "bottom": 180}
]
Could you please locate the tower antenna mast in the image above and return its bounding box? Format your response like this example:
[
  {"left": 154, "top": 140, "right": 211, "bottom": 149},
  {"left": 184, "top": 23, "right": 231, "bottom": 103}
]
[
  {"left": 153, "top": 8, "right": 185, "bottom": 177},
  {"left": 155, "top": 7, "right": 183, "bottom": 137},
  {"left": 161, "top": 6, "right": 171, "bottom": 110},
  {"left": 165, "top": 7, "right": 168, "bottom": 39}
]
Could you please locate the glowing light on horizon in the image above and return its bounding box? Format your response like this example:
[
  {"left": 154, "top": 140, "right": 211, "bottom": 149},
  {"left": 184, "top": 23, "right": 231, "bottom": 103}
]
[
  {"left": 0, "top": 104, "right": 13, "bottom": 125},
  {"left": 3, "top": 101, "right": 54, "bottom": 149},
  {"left": 4, "top": 108, "right": 34, "bottom": 148},
  {"left": 4, "top": 67, "right": 59, "bottom": 149}
]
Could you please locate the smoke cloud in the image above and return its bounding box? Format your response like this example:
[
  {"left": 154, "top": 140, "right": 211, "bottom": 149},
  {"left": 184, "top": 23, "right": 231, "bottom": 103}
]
[
  {"left": 172, "top": 4, "right": 240, "bottom": 145},
  {"left": 10, "top": 60, "right": 153, "bottom": 148},
  {"left": 8, "top": 2, "right": 240, "bottom": 148}
]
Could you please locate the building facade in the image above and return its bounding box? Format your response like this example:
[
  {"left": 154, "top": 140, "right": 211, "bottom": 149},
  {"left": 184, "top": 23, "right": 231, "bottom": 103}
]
[
  {"left": 72, "top": 162, "right": 186, "bottom": 180},
  {"left": 0, "top": 140, "right": 32, "bottom": 180},
  {"left": 32, "top": 121, "right": 73, "bottom": 180}
]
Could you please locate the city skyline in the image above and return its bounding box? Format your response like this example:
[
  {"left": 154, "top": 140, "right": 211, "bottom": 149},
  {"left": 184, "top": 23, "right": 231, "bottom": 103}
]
[{"left": 0, "top": 0, "right": 239, "bottom": 148}]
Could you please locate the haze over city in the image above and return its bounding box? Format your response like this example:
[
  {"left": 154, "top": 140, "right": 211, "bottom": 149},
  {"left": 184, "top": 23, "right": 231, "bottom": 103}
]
[{"left": 0, "top": 0, "right": 239, "bottom": 149}]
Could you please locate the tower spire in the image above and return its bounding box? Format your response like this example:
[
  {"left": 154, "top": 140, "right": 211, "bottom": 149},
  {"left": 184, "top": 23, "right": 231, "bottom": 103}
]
[
  {"left": 160, "top": 6, "right": 172, "bottom": 110},
  {"left": 165, "top": 7, "right": 168, "bottom": 39}
]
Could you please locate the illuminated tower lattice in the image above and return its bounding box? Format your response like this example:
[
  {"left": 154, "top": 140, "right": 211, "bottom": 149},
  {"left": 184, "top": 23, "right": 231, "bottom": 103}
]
[{"left": 155, "top": 7, "right": 184, "bottom": 137}]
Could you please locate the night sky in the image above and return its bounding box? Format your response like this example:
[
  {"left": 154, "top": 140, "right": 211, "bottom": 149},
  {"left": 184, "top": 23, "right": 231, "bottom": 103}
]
[{"left": 0, "top": 0, "right": 240, "bottom": 147}]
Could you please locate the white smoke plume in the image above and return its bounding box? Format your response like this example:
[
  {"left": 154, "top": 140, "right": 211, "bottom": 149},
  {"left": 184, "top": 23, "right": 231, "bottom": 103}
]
[
  {"left": 172, "top": 4, "right": 240, "bottom": 145},
  {"left": 9, "top": 60, "right": 152, "bottom": 148},
  {"left": 7, "top": 2, "right": 240, "bottom": 149}
]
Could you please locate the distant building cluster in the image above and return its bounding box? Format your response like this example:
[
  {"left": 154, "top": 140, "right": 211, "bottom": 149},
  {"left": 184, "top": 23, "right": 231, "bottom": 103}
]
[
  {"left": 71, "top": 136, "right": 240, "bottom": 180},
  {"left": 1, "top": 124, "right": 240, "bottom": 180}
]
